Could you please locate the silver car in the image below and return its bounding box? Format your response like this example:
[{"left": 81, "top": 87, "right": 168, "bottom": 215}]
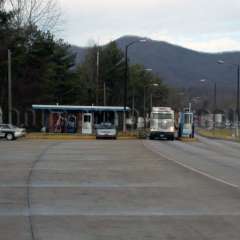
[
  {"left": 96, "top": 123, "right": 117, "bottom": 139},
  {"left": 0, "top": 124, "right": 26, "bottom": 141}
]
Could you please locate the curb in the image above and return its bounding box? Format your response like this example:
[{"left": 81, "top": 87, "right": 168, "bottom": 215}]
[
  {"left": 24, "top": 134, "right": 138, "bottom": 140},
  {"left": 177, "top": 137, "right": 198, "bottom": 142},
  {"left": 197, "top": 132, "right": 238, "bottom": 142}
]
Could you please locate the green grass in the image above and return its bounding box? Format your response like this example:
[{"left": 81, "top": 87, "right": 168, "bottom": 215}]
[{"left": 197, "top": 128, "right": 240, "bottom": 141}]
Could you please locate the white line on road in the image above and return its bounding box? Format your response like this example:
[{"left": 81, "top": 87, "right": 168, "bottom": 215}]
[
  {"left": 143, "top": 141, "right": 239, "bottom": 189},
  {"left": 2, "top": 210, "right": 240, "bottom": 217}
]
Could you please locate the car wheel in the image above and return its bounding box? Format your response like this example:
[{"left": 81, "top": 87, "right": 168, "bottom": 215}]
[{"left": 6, "top": 133, "right": 14, "bottom": 141}]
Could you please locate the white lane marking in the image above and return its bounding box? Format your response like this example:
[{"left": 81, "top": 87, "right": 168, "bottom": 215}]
[
  {"left": 2, "top": 211, "right": 240, "bottom": 217},
  {"left": 0, "top": 184, "right": 176, "bottom": 188},
  {"left": 143, "top": 141, "right": 239, "bottom": 189},
  {"left": 0, "top": 166, "right": 166, "bottom": 172}
]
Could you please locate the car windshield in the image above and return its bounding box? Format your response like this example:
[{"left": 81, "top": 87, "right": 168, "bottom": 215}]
[{"left": 97, "top": 123, "right": 114, "bottom": 129}]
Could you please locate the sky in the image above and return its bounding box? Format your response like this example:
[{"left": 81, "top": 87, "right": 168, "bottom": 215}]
[{"left": 59, "top": 0, "right": 240, "bottom": 53}]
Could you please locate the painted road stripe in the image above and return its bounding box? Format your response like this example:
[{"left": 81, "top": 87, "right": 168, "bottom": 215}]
[{"left": 143, "top": 141, "right": 239, "bottom": 189}]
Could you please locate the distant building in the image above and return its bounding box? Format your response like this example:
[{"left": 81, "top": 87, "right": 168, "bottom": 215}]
[
  {"left": 196, "top": 108, "right": 225, "bottom": 128},
  {"left": 214, "top": 109, "right": 225, "bottom": 128}
]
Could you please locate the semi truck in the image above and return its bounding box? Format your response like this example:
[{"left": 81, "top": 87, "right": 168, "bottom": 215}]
[{"left": 149, "top": 107, "right": 175, "bottom": 140}]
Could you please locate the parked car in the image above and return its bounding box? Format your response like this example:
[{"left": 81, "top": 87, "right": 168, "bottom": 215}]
[
  {"left": 0, "top": 124, "right": 26, "bottom": 140},
  {"left": 95, "top": 123, "right": 117, "bottom": 139}
]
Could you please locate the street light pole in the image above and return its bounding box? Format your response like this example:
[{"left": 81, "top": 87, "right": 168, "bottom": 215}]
[
  {"left": 8, "top": 49, "right": 12, "bottom": 124},
  {"left": 142, "top": 69, "right": 153, "bottom": 128},
  {"left": 217, "top": 60, "right": 239, "bottom": 137},
  {"left": 150, "top": 93, "right": 153, "bottom": 111},
  {"left": 150, "top": 83, "right": 159, "bottom": 110},
  {"left": 237, "top": 64, "right": 240, "bottom": 120},
  {"left": 236, "top": 64, "right": 239, "bottom": 137},
  {"left": 213, "top": 81, "right": 217, "bottom": 131},
  {"left": 200, "top": 78, "right": 217, "bottom": 131},
  {"left": 143, "top": 82, "right": 158, "bottom": 129},
  {"left": 123, "top": 39, "right": 147, "bottom": 133},
  {"left": 131, "top": 88, "right": 135, "bottom": 133}
]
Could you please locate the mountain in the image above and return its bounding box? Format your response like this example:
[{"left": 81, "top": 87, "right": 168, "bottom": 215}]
[
  {"left": 71, "top": 36, "right": 240, "bottom": 96},
  {"left": 70, "top": 45, "right": 86, "bottom": 64}
]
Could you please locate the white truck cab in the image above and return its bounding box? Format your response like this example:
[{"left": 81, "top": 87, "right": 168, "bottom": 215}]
[{"left": 149, "top": 107, "right": 175, "bottom": 140}]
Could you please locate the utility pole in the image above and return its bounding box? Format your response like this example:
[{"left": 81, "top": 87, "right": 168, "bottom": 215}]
[
  {"left": 189, "top": 102, "right": 192, "bottom": 112},
  {"left": 123, "top": 46, "right": 128, "bottom": 133},
  {"left": 123, "top": 39, "right": 147, "bottom": 133},
  {"left": 143, "top": 86, "right": 146, "bottom": 128},
  {"left": 8, "top": 49, "right": 12, "bottom": 124},
  {"left": 96, "top": 49, "right": 100, "bottom": 105},
  {"left": 103, "top": 81, "right": 106, "bottom": 106},
  {"left": 131, "top": 89, "right": 135, "bottom": 133}
]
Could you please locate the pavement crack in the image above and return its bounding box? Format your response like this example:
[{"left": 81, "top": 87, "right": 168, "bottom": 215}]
[{"left": 26, "top": 142, "right": 61, "bottom": 240}]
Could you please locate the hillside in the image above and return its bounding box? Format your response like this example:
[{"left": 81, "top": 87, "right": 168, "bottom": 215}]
[{"left": 71, "top": 36, "right": 240, "bottom": 94}]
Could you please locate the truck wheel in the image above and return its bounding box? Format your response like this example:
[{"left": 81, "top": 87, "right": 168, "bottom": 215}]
[
  {"left": 6, "top": 133, "right": 14, "bottom": 141},
  {"left": 171, "top": 135, "right": 175, "bottom": 141}
]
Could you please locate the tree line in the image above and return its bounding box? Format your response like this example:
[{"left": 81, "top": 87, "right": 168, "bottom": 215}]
[{"left": 0, "top": 1, "right": 171, "bottom": 123}]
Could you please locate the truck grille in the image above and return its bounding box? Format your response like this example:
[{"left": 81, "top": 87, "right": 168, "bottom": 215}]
[{"left": 158, "top": 121, "right": 173, "bottom": 130}]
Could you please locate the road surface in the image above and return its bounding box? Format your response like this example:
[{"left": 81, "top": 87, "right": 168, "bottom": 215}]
[{"left": 0, "top": 137, "right": 240, "bottom": 239}]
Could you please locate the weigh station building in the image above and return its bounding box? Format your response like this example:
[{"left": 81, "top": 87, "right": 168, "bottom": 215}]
[{"left": 32, "top": 105, "right": 130, "bottom": 134}]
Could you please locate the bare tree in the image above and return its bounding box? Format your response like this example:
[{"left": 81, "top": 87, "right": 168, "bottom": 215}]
[{"left": 4, "top": 0, "right": 61, "bottom": 31}]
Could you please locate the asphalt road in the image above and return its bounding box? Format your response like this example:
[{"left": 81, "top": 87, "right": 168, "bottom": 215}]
[{"left": 0, "top": 137, "right": 240, "bottom": 239}]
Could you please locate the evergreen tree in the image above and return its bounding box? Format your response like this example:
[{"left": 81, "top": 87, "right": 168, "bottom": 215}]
[{"left": 0, "top": 8, "right": 77, "bottom": 118}]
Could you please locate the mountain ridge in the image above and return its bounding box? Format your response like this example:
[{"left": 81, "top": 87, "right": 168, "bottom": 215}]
[{"left": 71, "top": 36, "right": 240, "bottom": 93}]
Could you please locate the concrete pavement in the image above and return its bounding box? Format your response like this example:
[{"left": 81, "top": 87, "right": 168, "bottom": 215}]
[
  {"left": 145, "top": 136, "right": 240, "bottom": 188},
  {"left": 0, "top": 138, "right": 240, "bottom": 239}
]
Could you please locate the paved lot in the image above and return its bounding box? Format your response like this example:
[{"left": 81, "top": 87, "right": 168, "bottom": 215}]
[
  {"left": 146, "top": 136, "right": 240, "bottom": 187},
  {"left": 0, "top": 138, "right": 240, "bottom": 239}
]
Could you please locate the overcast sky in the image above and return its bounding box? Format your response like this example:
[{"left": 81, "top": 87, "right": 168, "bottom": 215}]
[{"left": 59, "top": 0, "right": 240, "bottom": 53}]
